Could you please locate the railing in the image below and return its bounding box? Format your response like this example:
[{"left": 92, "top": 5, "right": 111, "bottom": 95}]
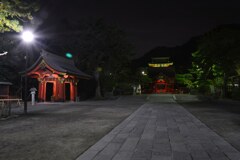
[{"left": 0, "top": 99, "right": 23, "bottom": 118}]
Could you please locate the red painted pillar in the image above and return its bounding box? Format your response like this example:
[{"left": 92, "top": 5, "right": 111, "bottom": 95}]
[
  {"left": 73, "top": 83, "right": 77, "bottom": 101},
  {"left": 70, "top": 82, "right": 75, "bottom": 101},
  {"left": 38, "top": 82, "right": 42, "bottom": 101},
  {"left": 58, "top": 81, "right": 64, "bottom": 101},
  {"left": 41, "top": 81, "right": 46, "bottom": 101},
  {"left": 53, "top": 80, "right": 57, "bottom": 101}
]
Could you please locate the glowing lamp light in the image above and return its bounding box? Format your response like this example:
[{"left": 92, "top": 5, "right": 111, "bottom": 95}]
[
  {"left": 65, "top": 52, "right": 73, "bottom": 59},
  {"left": 141, "top": 71, "right": 147, "bottom": 76},
  {"left": 21, "top": 31, "right": 35, "bottom": 43}
]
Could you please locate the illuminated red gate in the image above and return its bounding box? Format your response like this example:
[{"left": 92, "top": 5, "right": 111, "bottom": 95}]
[{"left": 153, "top": 79, "right": 174, "bottom": 93}]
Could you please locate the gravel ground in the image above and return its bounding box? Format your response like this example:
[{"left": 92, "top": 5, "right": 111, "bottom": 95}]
[
  {"left": 0, "top": 96, "right": 146, "bottom": 160},
  {"left": 178, "top": 99, "right": 240, "bottom": 152}
]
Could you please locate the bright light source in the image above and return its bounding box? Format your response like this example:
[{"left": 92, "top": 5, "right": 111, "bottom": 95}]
[
  {"left": 21, "top": 31, "right": 34, "bottom": 43},
  {"left": 141, "top": 71, "right": 147, "bottom": 76}
]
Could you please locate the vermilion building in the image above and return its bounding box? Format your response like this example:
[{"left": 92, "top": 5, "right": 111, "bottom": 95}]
[
  {"left": 148, "top": 57, "right": 175, "bottom": 93},
  {"left": 24, "top": 50, "right": 91, "bottom": 102}
]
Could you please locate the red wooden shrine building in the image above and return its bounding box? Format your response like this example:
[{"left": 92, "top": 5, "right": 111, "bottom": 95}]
[
  {"left": 148, "top": 57, "right": 175, "bottom": 93},
  {"left": 24, "top": 50, "right": 91, "bottom": 102}
]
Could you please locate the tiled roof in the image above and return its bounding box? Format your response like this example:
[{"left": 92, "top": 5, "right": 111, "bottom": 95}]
[
  {"left": 0, "top": 82, "right": 12, "bottom": 85},
  {"left": 24, "top": 50, "right": 91, "bottom": 79}
]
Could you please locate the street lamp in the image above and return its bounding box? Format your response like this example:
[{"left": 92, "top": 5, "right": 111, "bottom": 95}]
[
  {"left": 21, "top": 30, "right": 35, "bottom": 114},
  {"left": 21, "top": 31, "right": 34, "bottom": 43}
]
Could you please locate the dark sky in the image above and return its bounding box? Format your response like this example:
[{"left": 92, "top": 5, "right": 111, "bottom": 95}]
[{"left": 37, "top": 0, "right": 240, "bottom": 56}]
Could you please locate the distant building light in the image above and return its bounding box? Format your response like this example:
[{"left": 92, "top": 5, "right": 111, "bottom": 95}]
[
  {"left": 148, "top": 62, "right": 173, "bottom": 68},
  {"left": 141, "top": 71, "right": 147, "bottom": 75}
]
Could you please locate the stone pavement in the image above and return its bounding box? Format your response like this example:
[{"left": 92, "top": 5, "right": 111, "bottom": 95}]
[{"left": 76, "top": 94, "right": 240, "bottom": 160}]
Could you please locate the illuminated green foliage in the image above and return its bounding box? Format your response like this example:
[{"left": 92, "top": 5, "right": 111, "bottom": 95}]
[
  {"left": 190, "top": 26, "right": 240, "bottom": 95},
  {"left": 175, "top": 73, "right": 194, "bottom": 89},
  {"left": 0, "top": 0, "right": 38, "bottom": 32}
]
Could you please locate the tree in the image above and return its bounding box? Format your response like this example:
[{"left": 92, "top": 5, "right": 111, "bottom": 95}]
[
  {"left": 77, "top": 19, "right": 134, "bottom": 97},
  {"left": 0, "top": 0, "right": 38, "bottom": 33},
  {"left": 175, "top": 73, "right": 194, "bottom": 89},
  {"left": 0, "top": 0, "right": 39, "bottom": 83},
  {"left": 191, "top": 25, "right": 240, "bottom": 96},
  {"left": 48, "top": 19, "right": 134, "bottom": 98}
]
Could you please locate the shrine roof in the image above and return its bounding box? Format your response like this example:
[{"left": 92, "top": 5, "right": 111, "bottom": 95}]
[
  {"left": 24, "top": 50, "right": 91, "bottom": 79},
  {"left": 0, "top": 82, "right": 12, "bottom": 85},
  {"left": 151, "top": 57, "right": 172, "bottom": 63}
]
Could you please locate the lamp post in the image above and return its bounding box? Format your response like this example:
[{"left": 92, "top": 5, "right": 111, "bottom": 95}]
[{"left": 21, "top": 30, "right": 35, "bottom": 114}]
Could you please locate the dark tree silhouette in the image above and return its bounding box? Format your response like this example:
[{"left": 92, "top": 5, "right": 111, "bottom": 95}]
[{"left": 48, "top": 19, "right": 134, "bottom": 97}]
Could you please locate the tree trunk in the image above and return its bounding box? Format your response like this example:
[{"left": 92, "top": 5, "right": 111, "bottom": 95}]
[{"left": 94, "top": 71, "right": 102, "bottom": 98}]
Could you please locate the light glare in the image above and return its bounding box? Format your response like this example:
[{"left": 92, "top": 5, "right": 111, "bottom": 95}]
[{"left": 21, "top": 31, "right": 34, "bottom": 43}]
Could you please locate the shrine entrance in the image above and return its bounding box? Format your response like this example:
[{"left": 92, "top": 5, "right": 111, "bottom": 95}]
[
  {"left": 46, "top": 82, "right": 54, "bottom": 101},
  {"left": 23, "top": 50, "right": 91, "bottom": 102},
  {"left": 148, "top": 57, "right": 175, "bottom": 94},
  {"left": 65, "top": 83, "right": 71, "bottom": 101}
]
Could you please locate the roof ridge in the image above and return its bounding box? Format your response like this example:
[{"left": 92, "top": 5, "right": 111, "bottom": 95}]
[
  {"left": 22, "top": 49, "right": 91, "bottom": 78},
  {"left": 40, "top": 49, "right": 74, "bottom": 64}
]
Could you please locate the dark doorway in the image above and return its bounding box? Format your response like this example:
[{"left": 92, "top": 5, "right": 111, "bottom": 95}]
[
  {"left": 65, "top": 83, "right": 71, "bottom": 101},
  {"left": 46, "top": 82, "right": 54, "bottom": 101}
]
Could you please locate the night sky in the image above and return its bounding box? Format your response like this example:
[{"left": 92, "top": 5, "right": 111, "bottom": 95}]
[{"left": 37, "top": 0, "right": 240, "bottom": 56}]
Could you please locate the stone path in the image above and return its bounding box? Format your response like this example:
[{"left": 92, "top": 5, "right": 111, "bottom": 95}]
[{"left": 76, "top": 95, "right": 240, "bottom": 160}]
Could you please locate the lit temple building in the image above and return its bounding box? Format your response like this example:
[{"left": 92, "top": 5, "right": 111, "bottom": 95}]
[
  {"left": 24, "top": 50, "right": 91, "bottom": 102},
  {"left": 148, "top": 57, "right": 175, "bottom": 93}
]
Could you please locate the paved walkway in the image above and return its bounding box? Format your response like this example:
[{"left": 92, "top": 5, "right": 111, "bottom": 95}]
[{"left": 76, "top": 94, "right": 240, "bottom": 160}]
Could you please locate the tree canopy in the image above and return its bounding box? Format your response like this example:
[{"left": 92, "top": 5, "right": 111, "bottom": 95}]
[
  {"left": 48, "top": 19, "right": 135, "bottom": 96},
  {"left": 74, "top": 19, "right": 134, "bottom": 75},
  {"left": 189, "top": 25, "right": 240, "bottom": 95},
  {"left": 198, "top": 26, "right": 240, "bottom": 75},
  {"left": 0, "top": 0, "right": 38, "bottom": 32}
]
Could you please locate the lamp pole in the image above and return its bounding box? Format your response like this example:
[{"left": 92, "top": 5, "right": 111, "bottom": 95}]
[
  {"left": 24, "top": 50, "right": 28, "bottom": 114},
  {"left": 21, "top": 30, "right": 35, "bottom": 114}
]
